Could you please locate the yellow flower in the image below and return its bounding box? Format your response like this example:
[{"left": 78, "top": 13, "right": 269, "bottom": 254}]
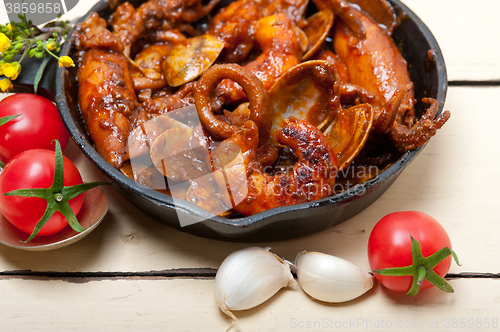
[
  {"left": 47, "top": 42, "right": 56, "bottom": 51},
  {"left": 0, "top": 78, "right": 13, "bottom": 92},
  {"left": 58, "top": 56, "right": 75, "bottom": 68},
  {"left": 6, "top": 24, "right": 13, "bottom": 31},
  {"left": 2, "top": 62, "right": 21, "bottom": 80},
  {"left": 0, "top": 33, "right": 10, "bottom": 53}
]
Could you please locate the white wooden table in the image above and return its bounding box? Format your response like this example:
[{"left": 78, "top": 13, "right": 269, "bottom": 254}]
[{"left": 1, "top": 0, "right": 500, "bottom": 331}]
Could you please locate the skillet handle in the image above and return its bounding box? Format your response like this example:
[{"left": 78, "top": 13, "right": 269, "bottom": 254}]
[{"left": 12, "top": 56, "right": 58, "bottom": 102}]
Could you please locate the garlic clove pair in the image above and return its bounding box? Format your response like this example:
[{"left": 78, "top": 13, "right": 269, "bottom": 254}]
[
  {"left": 215, "top": 247, "right": 296, "bottom": 331},
  {"left": 295, "top": 251, "right": 374, "bottom": 303}
]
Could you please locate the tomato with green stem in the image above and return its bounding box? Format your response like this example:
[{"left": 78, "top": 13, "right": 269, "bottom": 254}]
[
  {"left": 0, "top": 140, "right": 108, "bottom": 242},
  {"left": 0, "top": 93, "right": 69, "bottom": 164},
  {"left": 367, "top": 211, "right": 460, "bottom": 296}
]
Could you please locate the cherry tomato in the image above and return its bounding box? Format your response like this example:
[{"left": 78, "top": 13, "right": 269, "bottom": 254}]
[
  {"left": 0, "top": 149, "right": 84, "bottom": 236},
  {"left": 0, "top": 94, "right": 69, "bottom": 164},
  {"left": 367, "top": 211, "right": 453, "bottom": 293}
]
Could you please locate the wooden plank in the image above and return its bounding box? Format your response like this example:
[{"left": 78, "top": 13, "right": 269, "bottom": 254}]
[
  {"left": 382, "top": 0, "right": 500, "bottom": 82},
  {"left": 0, "top": 87, "right": 499, "bottom": 274},
  {"left": 0, "top": 278, "right": 499, "bottom": 331}
]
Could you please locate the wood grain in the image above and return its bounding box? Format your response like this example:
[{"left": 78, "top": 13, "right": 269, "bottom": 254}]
[{"left": 0, "top": 278, "right": 499, "bottom": 332}]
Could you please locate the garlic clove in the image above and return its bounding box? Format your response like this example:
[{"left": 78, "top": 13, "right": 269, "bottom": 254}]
[
  {"left": 215, "top": 247, "right": 296, "bottom": 331},
  {"left": 295, "top": 251, "right": 374, "bottom": 303}
]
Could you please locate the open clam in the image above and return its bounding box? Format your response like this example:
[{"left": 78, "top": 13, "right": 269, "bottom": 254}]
[
  {"left": 127, "top": 113, "right": 192, "bottom": 160},
  {"left": 302, "top": 9, "right": 334, "bottom": 60},
  {"left": 268, "top": 60, "right": 339, "bottom": 146},
  {"left": 268, "top": 60, "right": 373, "bottom": 170},
  {"left": 150, "top": 127, "right": 204, "bottom": 182},
  {"left": 293, "top": 26, "right": 309, "bottom": 56},
  {"left": 324, "top": 103, "right": 374, "bottom": 170},
  {"left": 162, "top": 34, "right": 225, "bottom": 87}
]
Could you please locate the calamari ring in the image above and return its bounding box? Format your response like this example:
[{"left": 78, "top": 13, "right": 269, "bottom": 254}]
[{"left": 194, "top": 63, "right": 271, "bottom": 145}]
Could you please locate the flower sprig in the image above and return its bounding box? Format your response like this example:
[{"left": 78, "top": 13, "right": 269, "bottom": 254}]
[{"left": 0, "top": 13, "right": 74, "bottom": 93}]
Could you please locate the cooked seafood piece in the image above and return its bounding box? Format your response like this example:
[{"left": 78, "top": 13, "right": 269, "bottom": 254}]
[
  {"left": 162, "top": 34, "right": 225, "bottom": 87},
  {"left": 302, "top": 9, "right": 334, "bottom": 60},
  {"left": 269, "top": 60, "right": 373, "bottom": 170},
  {"left": 75, "top": 12, "right": 123, "bottom": 53},
  {"left": 128, "top": 114, "right": 191, "bottom": 159},
  {"left": 333, "top": 7, "right": 450, "bottom": 150},
  {"left": 324, "top": 103, "right": 373, "bottom": 170},
  {"left": 109, "top": 2, "right": 144, "bottom": 56},
  {"left": 131, "top": 44, "right": 172, "bottom": 91},
  {"left": 77, "top": 48, "right": 138, "bottom": 168},
  {"left": 313, "top": 0, "right": 365, "bottom": 38},
  {"left": 348, "top": 0, "right": 396, "bottom": 34},
  {"left": 268, "top": 60, "right": 340, "bottom": 146},
  {"left": 194, "top": 64, "right": 271, "bottom": 146},
  {"left": 215, "top": 13, "right": 304, "bottom": 105},
  {"left": 214, "top": 118, "right": 338, "bottom": 216}
]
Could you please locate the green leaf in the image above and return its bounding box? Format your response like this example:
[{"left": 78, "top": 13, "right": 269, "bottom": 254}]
[
  {"left": 424, "top": 247, "right": 457, "bottom": 269},
  {"left": 410, "top": 236, "right": 425, "bottom": 266},
  {"left": 3, "top": 188, "right": 52, "bottom": 200},
  {"left": 0, "top": 114, "right": 21, "bottom": 126},
  {"left": 450, "top": 249, "right": 461, "bottom": 266},
  {"left": 62, "top": 182, "right": 110, "bottom": 201},
  {"left": 425, "top": 269, "right": 454, "bottom": 293},
  {"left": 57, "top": 200, "right": 86, "bottom": 233},
  {"left": 34, "top": 56, "right": 50, "bottom": 94},
  {"left": 50, "top": 140, "right": 65, "bottom": 191},
  {"left": 372, "top": 265, "right": 415, "bottom": 276},
  {"left": 22, "top": 202, "right": 57, "bottom": 243},
  {"left": 406, "top": 266, "right": 426, "bottom": 297}
]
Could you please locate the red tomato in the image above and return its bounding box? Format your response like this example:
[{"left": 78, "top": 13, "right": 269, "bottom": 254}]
[
  {"left": 0, "top": 94, "right": 69, "bottom": 164},
  {"left": 0, "top": 149, "right": 84, "bottom": 236},
  {"left": 367, "top": 211, "right": 453, "bottom": 293}
]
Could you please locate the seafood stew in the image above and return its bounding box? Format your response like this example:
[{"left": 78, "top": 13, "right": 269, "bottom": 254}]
[{"left": 55, "top": 0, "right": 450, "bottom": 240}]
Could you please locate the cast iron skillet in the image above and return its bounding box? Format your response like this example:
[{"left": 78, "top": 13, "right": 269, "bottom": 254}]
[{"left": 20, "top": 0, "right": 447, "bottom": 242}]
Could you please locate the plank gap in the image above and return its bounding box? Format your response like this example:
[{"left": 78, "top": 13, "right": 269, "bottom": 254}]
[
  {"left": 449, "top": 80, "right": 500, "bottom": 86},
  {"left": 0, "top": 268, "right": 217, "bottom": 283},
  {"left": 446, "top": 272, "right": 500, "bottom": 279},
  {"left": 1, "top": 270, "right": 499, "bottom": 283}
]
